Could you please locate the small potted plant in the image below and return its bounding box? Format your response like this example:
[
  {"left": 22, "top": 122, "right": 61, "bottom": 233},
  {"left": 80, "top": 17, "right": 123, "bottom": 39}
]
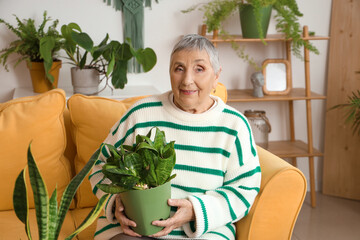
[
  {"left": 0, "top": 11, "right": 63, "bottom": 93},
  {"left": 13, "top": 143, "right": 109, "bottom": 240},
  {"left": 61, "top": 23, "right": 157, "bottom": 95},
  {"left": 183, "top": 0, "right": 319, "bottom": 66},
  {"left": 96, "top": 127, "right": 176, "bottom": 236}
]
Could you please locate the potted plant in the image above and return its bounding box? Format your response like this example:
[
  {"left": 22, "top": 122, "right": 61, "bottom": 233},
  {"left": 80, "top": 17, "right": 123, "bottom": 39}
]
[
  {"left": 0, "top": 11, "right": 63, "bottom": 93},
  {"left": 330, "top": 90, "right": 360, "bottom": 136},
  {"left": 96, "top": 127, "right": 176, "bottom": 236},
  {"left": 183, "top": 0, "right": 319, "bottom": 66},
  {"left": 61, "top": 23, "right": 157, "bottom": 95},
  {"left": 13, "top": 143, "right": 109, "bottom": 240}
]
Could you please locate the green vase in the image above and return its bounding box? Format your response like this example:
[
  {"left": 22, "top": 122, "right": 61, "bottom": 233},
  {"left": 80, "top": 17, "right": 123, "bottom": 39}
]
[
  {"left": 120, "top": 181, "right": 171, "bottom": 236},
  {"left": 239, "top": 4, "right": 272, "bottom": 39}
]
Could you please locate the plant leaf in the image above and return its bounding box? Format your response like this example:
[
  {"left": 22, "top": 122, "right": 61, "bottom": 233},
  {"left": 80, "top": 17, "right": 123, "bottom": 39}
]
[
  {"left": 13, "top": 168, "right": 32, "bottom": 239},
  {"left": 111, "top": 60, "right": 128, "bottom": 89},
  {"left": 71, "top": 31, "right": 93, "bottom": 52},
  {"left": 153, "top": 128, "right": 166, "bottom": 151},
  {"left": 54, "top": 148, "right": 101, "bottom": 239},
  {"left": 48, "top": 188, "right": 58, "bottom": 239},
  {"left": 40, "top": 36, "right": 55, "bottom": 83},
  {"left": 27, "top": 144, "right": 49, "bottom": 240},
  {"left": 133, "top": 48, "right": 157, "bottom": 72},
  {"left": 96, "top": 184, "right": 129, "bottom": 194},
  {"left": 65, "top": 194, "right": 110, "bottom": 240},
  {"left": 79, "top": 51, "right": 88, "bottom": 69}
]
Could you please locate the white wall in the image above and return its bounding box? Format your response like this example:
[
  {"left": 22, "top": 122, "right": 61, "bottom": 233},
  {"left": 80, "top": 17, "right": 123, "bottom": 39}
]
[{"left": 0, "top": 0, "right": 332, "bottom": 191}]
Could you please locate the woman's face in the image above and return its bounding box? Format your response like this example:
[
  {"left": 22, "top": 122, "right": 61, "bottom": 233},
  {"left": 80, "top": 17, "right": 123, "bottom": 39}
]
[{"left": 170, "top": 49, "right": 221, "bottom": 114}]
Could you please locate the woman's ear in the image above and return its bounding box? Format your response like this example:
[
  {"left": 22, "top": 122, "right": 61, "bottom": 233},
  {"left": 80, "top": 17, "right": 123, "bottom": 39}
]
[{"left": 213, "top": 67, "right": 222, "bottom": 89}]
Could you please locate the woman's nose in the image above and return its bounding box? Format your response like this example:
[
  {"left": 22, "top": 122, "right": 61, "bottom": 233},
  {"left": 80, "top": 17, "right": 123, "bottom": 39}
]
[{"left": 182, "top": 71, "right": 194, "bottom": 86}]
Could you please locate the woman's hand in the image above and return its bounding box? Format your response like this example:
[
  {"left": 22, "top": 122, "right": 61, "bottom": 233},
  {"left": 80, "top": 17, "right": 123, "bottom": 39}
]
[
  {"left": 150, "top": 198, "right": 195, "bottom": 237},
  {"left": 114, "top": 195, "right": 142, "bottom": 237}
]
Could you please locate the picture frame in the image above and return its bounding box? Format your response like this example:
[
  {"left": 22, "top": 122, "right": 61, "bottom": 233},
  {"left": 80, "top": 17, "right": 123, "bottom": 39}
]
[{"left": 262, "top": 59, "right": 292, "bottom": 95}]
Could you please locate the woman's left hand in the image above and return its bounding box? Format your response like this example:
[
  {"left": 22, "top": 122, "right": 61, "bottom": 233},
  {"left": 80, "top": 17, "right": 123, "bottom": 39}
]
[{"left": 150, "top": 198, "right": 195, "bottom": 237}]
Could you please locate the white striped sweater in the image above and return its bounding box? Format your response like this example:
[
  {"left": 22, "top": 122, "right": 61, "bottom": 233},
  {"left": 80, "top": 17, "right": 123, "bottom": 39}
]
[{"left": 90, "top": 91, "right": 261, "bottom": 240}]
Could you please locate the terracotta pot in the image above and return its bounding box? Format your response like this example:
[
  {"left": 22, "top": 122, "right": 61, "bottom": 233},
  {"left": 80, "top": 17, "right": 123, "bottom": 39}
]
[
  {"left": 70, "top": 67, "right": 100, "bottom": 95},
  {"left": 27, "top": 61, "right": 62, "bottom": 93},
  {"left": 120, "top": 181, "right": 171, "bottom": 236},
  {"left": 239, "top": 4, "right": 273, "bottom": 39}
]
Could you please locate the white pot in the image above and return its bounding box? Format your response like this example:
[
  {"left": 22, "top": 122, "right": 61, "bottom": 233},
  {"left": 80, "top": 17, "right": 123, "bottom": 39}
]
[{"left": 71, "top": 67, "right": 100, "bottom": 95}]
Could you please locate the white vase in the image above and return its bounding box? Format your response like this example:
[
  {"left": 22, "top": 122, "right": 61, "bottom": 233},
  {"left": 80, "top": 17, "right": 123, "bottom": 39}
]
[{"left": 71, "top": 67, "right": 100, "bottom": 95}]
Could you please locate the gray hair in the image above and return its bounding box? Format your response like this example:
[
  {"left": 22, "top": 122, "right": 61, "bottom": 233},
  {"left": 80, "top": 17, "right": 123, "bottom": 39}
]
[{"left": 170, "top": 34, "right": 220, "bottom": 74}]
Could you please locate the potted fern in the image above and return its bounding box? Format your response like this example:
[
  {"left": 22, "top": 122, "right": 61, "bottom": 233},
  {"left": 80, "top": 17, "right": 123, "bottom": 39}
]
[
  {"left": 61, "top": 23, "right": 157, "bottom": 95},
  {"left": 13, "top": 143, "right": 109, "bottom": 240},
  {"left": 183, "top": 0, "right": 319, "bottom": 64},
  {"left": 0, "top": 11, "right": 63, "bottom": 93},
  {"left": 96, "top": 127, "right": 176, "bottom": 236}
]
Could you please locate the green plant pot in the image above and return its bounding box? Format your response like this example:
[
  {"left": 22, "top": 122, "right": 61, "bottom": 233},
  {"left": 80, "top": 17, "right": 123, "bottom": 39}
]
[
  {"left": 239, "top": 4, "right": 272, "bottom": 39},
  {"left": 120, "top": 181, "right": 171, "bottom": 236}
]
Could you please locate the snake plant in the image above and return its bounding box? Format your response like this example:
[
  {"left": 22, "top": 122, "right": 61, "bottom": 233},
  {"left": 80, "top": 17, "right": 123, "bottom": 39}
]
[
  {"left": 97, "top": 127, "right": 176, "bottom": 194},
  {"left": 13, "top": 143, "right": 109, "bottom": 240}
]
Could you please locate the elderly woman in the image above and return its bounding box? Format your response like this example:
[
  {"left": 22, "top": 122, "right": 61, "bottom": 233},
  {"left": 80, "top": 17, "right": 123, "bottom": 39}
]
[{"left": 90, "top": 34, "right": 261, "bottom": 240}]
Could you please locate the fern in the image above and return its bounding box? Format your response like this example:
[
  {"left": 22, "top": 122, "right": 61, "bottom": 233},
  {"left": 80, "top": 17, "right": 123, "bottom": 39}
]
[
  {"left": 330, "top": 90, "right": 360, "bottom": 136},
  {"left": 0, "top": 11, "right": 62, "bottom": 68}
]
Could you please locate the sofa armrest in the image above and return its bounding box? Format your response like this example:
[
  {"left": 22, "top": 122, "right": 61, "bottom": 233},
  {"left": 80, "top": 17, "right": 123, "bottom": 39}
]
[{"left": 235, "top": 146, "right": 307, "bottom": 240}]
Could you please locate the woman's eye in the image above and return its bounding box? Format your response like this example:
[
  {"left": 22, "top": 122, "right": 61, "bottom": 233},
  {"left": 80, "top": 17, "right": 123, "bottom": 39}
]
[
  {"left": 195, "top": 66, "right": 204, "bottom": 72},
  {"left": 175, "top": 66, "right": 184, "bottom": 72}
]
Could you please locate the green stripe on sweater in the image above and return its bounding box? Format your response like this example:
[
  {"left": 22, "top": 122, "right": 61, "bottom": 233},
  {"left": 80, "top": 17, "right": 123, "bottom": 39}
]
[
  {"left": 115, "top": 121, "right": 238, "bottom": 148},
  {"left": 175, "top": 144, "right": 230, "bottom": 158},
  {"left": 208, "top": 231, "right": 231, "bottom": 240},
  {"left": 219, "top": 185, "right": 251, "bottom": 212},
  {"left": 112, "top": 101, "right": 163, "bottom": 135},
  {"left": 94, "top": 222, "right": 120, "bottom": 236},
  {"left": 193, "top": 195, "right": 208, "bottom": 235},
  {"left": 172, "top": 184, "right": 207, "bottom": 193},
  {"left": 224, "top": 166, "right": 261, "bottom": 185},
  {"left": 167, "top": 229, "right": 187, "bottom": 236},
  {"left": 223, "top": 108, "right": 257, "bottom": 157},
  {"left": 238, "top": 185, "right": 260, "bottom": 192},
  {"left": 215, "top": 190, "right": 237, "bottom": 220},
  {"left": 175, "top": 164, "right": 225, "bottom": 177},
  {"left": 235, "top": 137, "right": 244, "bottom": 166},
  {"left": 226, "top": 223, "right": 236, "bottom": 238}
]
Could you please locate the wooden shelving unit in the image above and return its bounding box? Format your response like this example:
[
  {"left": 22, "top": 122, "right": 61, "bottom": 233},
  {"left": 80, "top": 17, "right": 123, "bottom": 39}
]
[{"left": 201, "top": 25, "right": 330, "bottom": 207}]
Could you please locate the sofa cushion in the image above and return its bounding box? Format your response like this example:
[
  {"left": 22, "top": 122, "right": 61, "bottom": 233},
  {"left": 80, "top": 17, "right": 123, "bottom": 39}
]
[
  {"left": 67, "top": 94, "right": 146, "bottom": 208},
  {"left": 0, "top": 89, "right": 72, "bottom": 210}
]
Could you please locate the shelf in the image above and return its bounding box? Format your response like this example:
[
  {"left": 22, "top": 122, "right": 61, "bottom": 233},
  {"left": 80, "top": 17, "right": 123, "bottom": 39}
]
[
  {"left": 204, "top": 34, "right": 330, "bottom": 43},
  {"left": 267, "top": 140, "right": 323, "bottom": 158},
  {"left": 227, "top": 88, "right": 326, "bottom": 102}
]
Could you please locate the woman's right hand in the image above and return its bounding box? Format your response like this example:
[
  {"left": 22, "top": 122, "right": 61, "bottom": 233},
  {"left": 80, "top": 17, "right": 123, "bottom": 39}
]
[{"left": 114, "top": 194, "right": 142, "bottom": 237}]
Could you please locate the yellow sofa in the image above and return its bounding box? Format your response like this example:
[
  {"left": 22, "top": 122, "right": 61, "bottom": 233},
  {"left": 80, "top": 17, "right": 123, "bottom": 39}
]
[{"left": 0, "top": 88, "right": 306, "bottom": 240}]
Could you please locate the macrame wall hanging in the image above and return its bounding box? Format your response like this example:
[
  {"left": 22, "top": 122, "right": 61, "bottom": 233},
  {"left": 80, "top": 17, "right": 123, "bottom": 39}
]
[{"left": 103, "top": 0, "right": 159, "bottom": 73}]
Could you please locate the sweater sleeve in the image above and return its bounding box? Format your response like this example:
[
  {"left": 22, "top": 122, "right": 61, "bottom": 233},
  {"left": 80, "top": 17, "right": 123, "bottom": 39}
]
[
  {"left": 183, "top": 121, "right": 261, "bottom": 238},
  {"left": 88, "top": 109, "right": 137, "bottom": 224}
]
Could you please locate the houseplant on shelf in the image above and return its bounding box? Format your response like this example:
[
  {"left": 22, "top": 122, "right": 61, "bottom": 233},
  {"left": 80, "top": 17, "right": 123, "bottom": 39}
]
[
  {"left": 183, "top": 0, "right": 319, "bottom": 66},
  {"left": 0, "top": 11, "right": 63, "bottom": 93},
  {"left": 96, "top": 127, "right": 176, "bottom": 236},
  {"left": 61, "top": 23, "right": 157, "bottom": 94},
  {"left": 13, "top": 143, "right": 109, "bottom": 240}
]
